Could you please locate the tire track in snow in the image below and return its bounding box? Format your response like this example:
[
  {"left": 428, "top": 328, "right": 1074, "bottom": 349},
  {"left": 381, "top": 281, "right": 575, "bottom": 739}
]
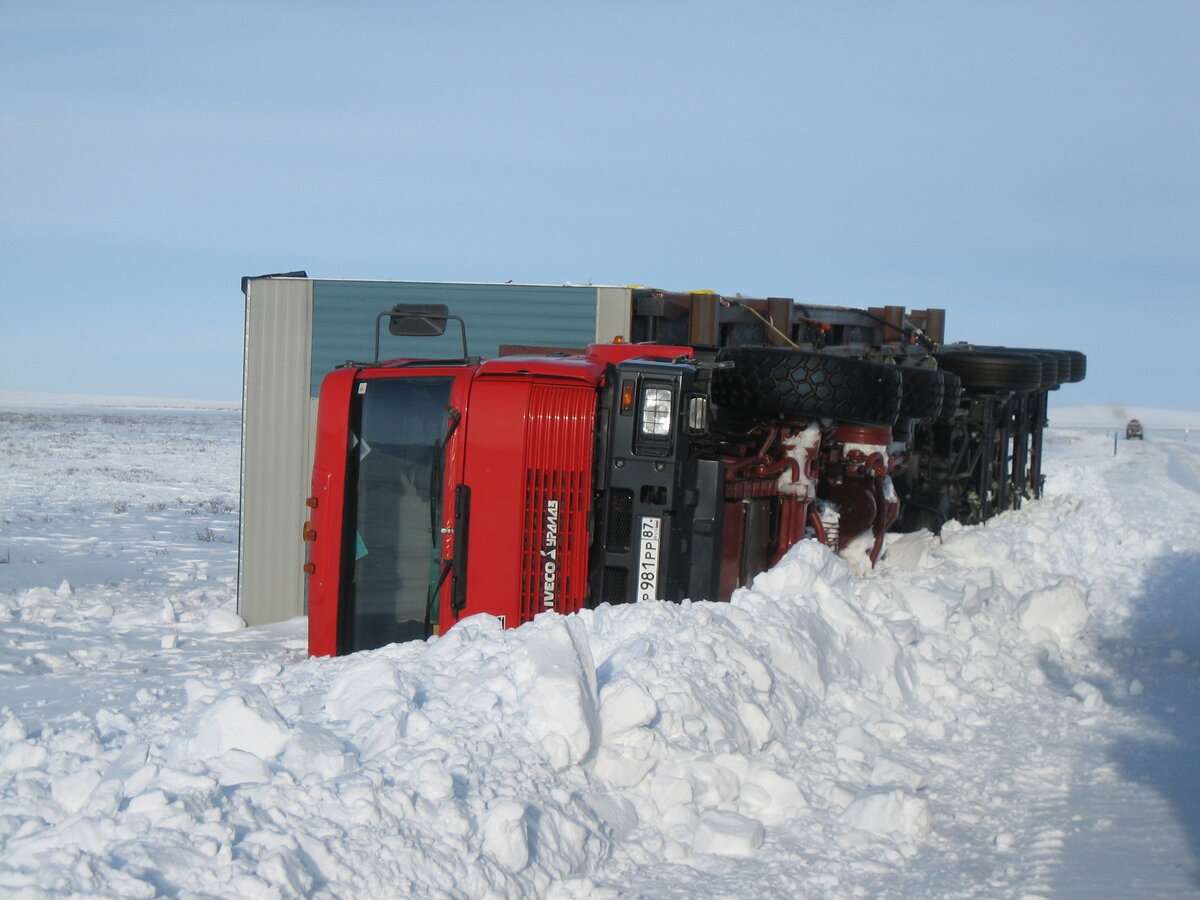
[
  {"left": 1055, "top": 774, "right": 1200, "bottom": 899},
  {"left": 1011, "top": 760, "right": 1072, "bottom": 897}
]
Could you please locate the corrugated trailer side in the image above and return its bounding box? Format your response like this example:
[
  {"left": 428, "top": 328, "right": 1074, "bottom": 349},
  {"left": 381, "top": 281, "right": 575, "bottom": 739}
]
[{"left": 239, "top": 275, "right": 314, "bottom": 626}]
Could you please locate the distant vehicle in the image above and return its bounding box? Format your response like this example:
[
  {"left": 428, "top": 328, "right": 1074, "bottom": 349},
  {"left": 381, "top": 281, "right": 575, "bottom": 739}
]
[{"left": 1126, "top": 419, "right": 1144, "bottom": 439}]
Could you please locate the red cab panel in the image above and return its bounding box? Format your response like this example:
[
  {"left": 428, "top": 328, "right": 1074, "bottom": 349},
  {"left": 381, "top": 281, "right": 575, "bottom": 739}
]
[{"left": 455, "top": 374, "right": 598, "bottom": 630}]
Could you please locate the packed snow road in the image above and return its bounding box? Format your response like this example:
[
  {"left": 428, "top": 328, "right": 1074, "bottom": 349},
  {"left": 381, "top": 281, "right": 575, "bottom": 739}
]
[
  {"left": 0, "top": 402, "right": 1198, "bottom": 899},
  {"left": 1044, "top": 429, "right": 1200, "bottom": 899}
]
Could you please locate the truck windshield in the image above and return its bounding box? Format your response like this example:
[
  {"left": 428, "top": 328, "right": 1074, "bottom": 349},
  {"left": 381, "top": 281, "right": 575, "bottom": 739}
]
[{"left": 341, "top": 376, "right": 454, "bottom": 653}]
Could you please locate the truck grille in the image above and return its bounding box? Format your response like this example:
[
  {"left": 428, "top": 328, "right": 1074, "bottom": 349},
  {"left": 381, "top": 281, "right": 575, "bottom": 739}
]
[
  {"left": 602, "top": 566, "right": 628, "bottom": 605},
  {"left": 519, "top": 384, "right": 595, "bottom": 624},
  {"left": 606, "top": 490, "right": 633, "bottom": 551}
]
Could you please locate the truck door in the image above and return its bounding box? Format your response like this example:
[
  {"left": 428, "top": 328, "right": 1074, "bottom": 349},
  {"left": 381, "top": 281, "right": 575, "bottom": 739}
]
[{"left": 340, "top": 376, "right": 453, "bottom": 651}]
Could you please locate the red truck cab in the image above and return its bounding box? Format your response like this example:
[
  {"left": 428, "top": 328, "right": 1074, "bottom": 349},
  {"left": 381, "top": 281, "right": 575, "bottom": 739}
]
[{"left": 306, "top": 338, "right": 723, "bottom": 657}]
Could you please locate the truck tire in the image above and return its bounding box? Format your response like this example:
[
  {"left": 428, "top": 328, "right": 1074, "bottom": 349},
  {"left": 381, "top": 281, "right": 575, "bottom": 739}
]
[
  {"left": 938, "top": 370, "right": 962, "bottom": 420},
  {"left": 973, "top": 347, "right": 1063, "bottom": 389},
  {"left": 712, "top": 347, "right": 902, "bottom": 428},
  {"left": 1061, "top": 350, "right": 1086, "bottom": 382},
  {"left": 1039, "top": 350, "right": 1073, "bottom": 385},
  {"left": 897, "top": 365, "right": 944, "bottom": 421},
  {"left": 1007, "top": 347, "right": 1087, "bottom": 383},
  {"left": 934, "top": 351, "right": 1044, "bottom": 392},
  {"left": 1040, "top": 350, "right": 1074, "bottom": 385},
  {"left": 1026, "top": 352, "right": 1062, "bottom": 390}
]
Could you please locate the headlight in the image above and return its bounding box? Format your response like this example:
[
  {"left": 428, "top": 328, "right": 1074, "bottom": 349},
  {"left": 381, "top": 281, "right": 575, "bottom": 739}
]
[{"left": 640, "top": 387, "right": 673, "bottom": 437}]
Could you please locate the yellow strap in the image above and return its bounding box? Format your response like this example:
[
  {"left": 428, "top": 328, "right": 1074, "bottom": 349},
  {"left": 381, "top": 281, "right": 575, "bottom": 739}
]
[{"left": 737, "top": 301, "right": 801, "bottom": 350}]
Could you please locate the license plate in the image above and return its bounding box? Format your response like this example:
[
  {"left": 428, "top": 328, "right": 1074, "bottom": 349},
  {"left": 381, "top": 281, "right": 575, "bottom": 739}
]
[{"left": 637, "top": 516, "right": 662, "bottom": 602}]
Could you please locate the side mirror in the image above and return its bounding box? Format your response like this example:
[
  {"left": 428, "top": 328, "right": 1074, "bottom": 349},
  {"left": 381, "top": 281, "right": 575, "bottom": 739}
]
[
  {"left": 388, "top": 304, "right": 449, "bottom": 337},
  {"left": 374, "top": 304, "right": 469, "bottom": 362}
]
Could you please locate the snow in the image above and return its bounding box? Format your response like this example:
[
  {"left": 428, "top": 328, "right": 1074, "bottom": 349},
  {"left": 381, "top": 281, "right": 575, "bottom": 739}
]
[{"left": 2, "top": 401, "right": 1199, "bottom": 898}]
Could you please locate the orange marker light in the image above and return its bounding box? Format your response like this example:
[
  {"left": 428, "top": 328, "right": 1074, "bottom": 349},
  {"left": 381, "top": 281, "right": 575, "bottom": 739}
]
[{"left": 620, "top": 381, "right": 637, "bottom": 412}]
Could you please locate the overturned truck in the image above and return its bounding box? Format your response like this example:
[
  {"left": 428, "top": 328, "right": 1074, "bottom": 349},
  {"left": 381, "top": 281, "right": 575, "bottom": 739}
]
[{"left": 305, "top": 290, "right": 1085, "bottom": 656}]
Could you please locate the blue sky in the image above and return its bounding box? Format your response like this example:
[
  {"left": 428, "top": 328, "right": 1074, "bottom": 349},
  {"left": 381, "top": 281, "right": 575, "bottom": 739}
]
[{"left": 2, "top": 2, "right": 1197, "bottom": 409}]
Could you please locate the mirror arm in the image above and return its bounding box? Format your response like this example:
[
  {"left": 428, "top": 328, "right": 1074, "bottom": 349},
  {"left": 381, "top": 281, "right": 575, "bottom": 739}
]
[{"left": 374, "top": 311, "right": 469, "bottom": 363}]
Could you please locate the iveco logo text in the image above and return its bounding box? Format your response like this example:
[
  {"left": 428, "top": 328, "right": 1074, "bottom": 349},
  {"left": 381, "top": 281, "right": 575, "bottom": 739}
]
[{"left": 541, "top": 499, "right": 559, "bottom": 608}]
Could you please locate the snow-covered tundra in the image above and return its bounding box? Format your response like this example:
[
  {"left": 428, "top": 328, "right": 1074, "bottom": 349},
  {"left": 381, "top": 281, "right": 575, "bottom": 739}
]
[{"left": 1, "top": 396, "right": 1198, "bottom": 899}]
